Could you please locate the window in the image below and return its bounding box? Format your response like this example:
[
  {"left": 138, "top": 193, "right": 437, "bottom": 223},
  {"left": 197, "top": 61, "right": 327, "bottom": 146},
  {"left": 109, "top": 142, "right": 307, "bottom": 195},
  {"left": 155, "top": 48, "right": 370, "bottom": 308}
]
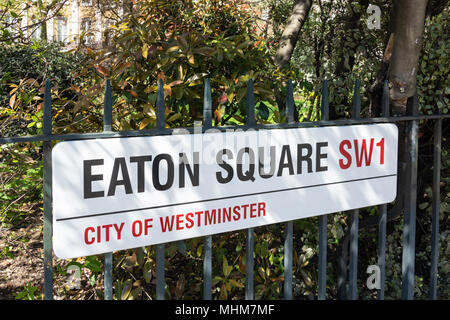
[
  {"left": 261, "top": 8, "right": 269, "bottom": 21},
  {"left": 31, "top": 19, "right": 41, "bottom": 41},
  {"left": 56, "top": 17, "right": 67, "bottom": 43},
  {"left": 81, "top": 18, "right": 93, "bottom": 44},
  {"left": 4, "top": 15, "right": 18, "bottom": 39},
  {"left": 103, "top": 19, "right": 114, "bottom": 45},
  {"left": 81, "top": 0, "right": 92, "bottom": 6}
]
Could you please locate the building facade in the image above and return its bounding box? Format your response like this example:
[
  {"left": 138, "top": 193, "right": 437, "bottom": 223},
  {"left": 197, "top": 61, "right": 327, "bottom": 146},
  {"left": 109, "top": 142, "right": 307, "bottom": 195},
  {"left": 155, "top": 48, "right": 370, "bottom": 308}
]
[
  {"left": 11, "top": 0, "right": 267, "bottom": 47},
  {"left": 17, "top": 0, "right": 126, "bottom": 48}
]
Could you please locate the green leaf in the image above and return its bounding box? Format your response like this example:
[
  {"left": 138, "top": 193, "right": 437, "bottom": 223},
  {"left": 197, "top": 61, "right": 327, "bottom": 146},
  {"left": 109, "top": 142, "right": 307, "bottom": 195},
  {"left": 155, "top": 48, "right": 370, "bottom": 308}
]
[
  {"left": 187, "top": 51, "right": 195, "bottom": 65},
  {"left": 143, "top": 261, "right": 152, "bottom": 284},
  {"left": 115, "top": 280, "right": 122, "bottom": 300},
  {"left": 222, "top": 257, "right": 232, "bottom": 277},
  {"left": 212, "top": 276, "right": 223, "bottom": 285},
  {"left": 419, "top": 202, "right": 429, "bottom": 210},
  {"left": 258, "top": 266, "right": 266, "bottom": 280},
  {"left": 129, "top": 287, "right": 142, "bottom": 300},
  {"left": 89, "top": 274, "right": 96, "bottom": 286},
  {"left": 136, "top": 247, "right": 146, "bottom": 267},
  {"left": 229, "top": 279, "right": 244, "bottom": 288},
  {"left": 167, "top": 113, "right": 182, "bottom": 122},
  {"left": 121, "top": 279, "right": 133, "bottom": 300},
  {"left": 258, "top": 101, "right": 270, "bottom": 120},
  {"left": 139, "top": 118, "right": 152, "bottom": 130},
  {"left": 85, "top": 256, "right": 103, "bottom": 273},
  {"left": 167, "top": 45, "right": 181, "bottom": 53}
]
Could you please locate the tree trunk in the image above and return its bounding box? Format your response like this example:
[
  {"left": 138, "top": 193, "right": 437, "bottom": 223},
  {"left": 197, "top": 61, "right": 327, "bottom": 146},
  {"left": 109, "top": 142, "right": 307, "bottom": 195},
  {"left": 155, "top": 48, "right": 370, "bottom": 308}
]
[
  {"left": 368, "top": 0, "right": 398, "bottom": 117},
  {"left": 275, "top": 0, "right": 313, "bottom": 69},
  {"left": 274, "top": 0, "right": 313, "bottom": 114},
  {"left": 370, "top": 0, "right": 447, "bottom": 116},
  {"left": 388, "top": 0, "right": 428, "bottom": 114}
]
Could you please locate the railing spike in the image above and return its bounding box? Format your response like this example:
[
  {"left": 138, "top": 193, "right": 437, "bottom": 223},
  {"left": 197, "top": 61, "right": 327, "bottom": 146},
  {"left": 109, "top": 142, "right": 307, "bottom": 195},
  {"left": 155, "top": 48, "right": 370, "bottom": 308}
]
[
  {"left": 286, "top": 79, "right": 295, "bottom": 123},
  {"left": 246, "top": 79, "right": 255, "bottom": 126},
  {"left": 104, "top": 79, "right": 112, "bottom": 132},
  {"left": 203, "top": 78, "right": 212, "bottom": 129},
  {"left": 321, "top": 80, "right": 329, "bottom": 121},
  {"left": 156, "top": 78, "right": 165, "bottom": 130}
]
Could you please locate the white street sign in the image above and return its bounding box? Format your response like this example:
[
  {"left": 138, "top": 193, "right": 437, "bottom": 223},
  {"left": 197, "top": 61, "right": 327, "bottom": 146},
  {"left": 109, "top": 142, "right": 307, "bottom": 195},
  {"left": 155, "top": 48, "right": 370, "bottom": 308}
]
[{"left": 52, "top": 124, "right": 398, "bottom": 258}]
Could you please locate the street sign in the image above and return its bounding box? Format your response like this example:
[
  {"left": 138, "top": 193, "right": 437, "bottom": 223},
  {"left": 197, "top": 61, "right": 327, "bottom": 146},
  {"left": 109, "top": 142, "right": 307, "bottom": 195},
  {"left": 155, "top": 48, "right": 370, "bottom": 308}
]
[{"left": 52, "top": 124, "right": 398, "bottom": 258}]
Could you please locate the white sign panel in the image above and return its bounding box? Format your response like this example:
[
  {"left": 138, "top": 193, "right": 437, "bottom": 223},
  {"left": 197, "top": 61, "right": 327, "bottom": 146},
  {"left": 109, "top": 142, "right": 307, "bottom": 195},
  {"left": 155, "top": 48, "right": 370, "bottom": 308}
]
[{"left": 52, "top": 124, "right": 398, "bottom": 258}]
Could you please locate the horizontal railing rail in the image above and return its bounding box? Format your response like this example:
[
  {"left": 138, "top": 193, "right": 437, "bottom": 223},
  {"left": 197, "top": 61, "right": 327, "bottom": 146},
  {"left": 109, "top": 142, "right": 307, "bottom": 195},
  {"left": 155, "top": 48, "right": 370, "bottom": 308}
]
[{"left": 0, "top": 114, "right": 448, "bottom": 145}]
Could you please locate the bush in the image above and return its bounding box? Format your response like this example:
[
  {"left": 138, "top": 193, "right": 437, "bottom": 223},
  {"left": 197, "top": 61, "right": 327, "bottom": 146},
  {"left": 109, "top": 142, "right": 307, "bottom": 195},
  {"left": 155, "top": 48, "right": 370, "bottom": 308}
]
[
  {"left": 0, "top": 41, "right": 84, "bottom": 137},
  {"left": 72, "top": 0, "right": 280, "bottom": 132}
]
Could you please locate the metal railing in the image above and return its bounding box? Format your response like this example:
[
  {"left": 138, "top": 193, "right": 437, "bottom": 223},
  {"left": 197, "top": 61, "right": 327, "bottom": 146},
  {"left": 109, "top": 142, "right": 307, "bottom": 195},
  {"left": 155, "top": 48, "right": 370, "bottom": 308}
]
[{"left": 0, "top": 77, "right": 447, "bottom": 300}]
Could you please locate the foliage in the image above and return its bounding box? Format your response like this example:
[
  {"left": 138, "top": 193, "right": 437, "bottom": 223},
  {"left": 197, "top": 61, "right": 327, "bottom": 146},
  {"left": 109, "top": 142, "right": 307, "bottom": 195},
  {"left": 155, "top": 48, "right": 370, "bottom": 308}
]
[
  {"left": 261, "top": 0, "right": 450, "bottom": 300},
  {"left": 0, "top": 41, "right": 85, "bottom": 137},
  {"left": 0, "top": 143, "right": 42, "bottom": 227},
  {"left": 282, "top": 0, "right": 391, "bottom": 117},
  {"left": 0, "top": 0, "right": 68, "bottom": 44},
  {"left": 73, "top": 0, "right": 279, "bottom": 131},
  {"left": 0, "top": 0, "right": 448, "bottom": 301},
  {"left": 417, "top": 11, "right": 450, "bottom": 115},
  {"left": 0, "top": 41, "right": 84, "bottom": 228},
  {"left": 14, "top": 281, "right": 39, "bottom": 300},
  {"left": 266, "top": 1, "right": 449, "bottom": 118}
]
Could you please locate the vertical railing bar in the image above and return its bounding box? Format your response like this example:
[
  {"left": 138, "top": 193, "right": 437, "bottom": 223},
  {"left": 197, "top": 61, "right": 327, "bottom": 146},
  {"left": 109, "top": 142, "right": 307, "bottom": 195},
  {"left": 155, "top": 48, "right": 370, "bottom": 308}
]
[
  {"left": 349, "top": 79, "right": 360, "bottom": 300},
  {"left": 156, "top": 78, "right": 165, "bottom": 130},
  {"left": 245, "top": 229, "right": 255, "bottom": 299},
  {"left": 155, "top": 78, "right": 166, "bottom": 300},
  {"left": 318, "top": 80, "right": 329, "bottom": 300},
  {"left": 203, "top": 78, "right": 213, "bottom": 130},
  {"left": 352, "top": 79, "right": 361, "bottom": 120},
  {"left": 286, "top": 79, "right": 295, "bottom": 123},
  {"left": 103, "top": 79, "right": 112, "bottom": 131},
  {"left": 245, "top": 79, "right": 255, "bottom": 300},
  {"left": 381, "top": 80, "right": 390, "bottom": 118},
  {"left": 156, "top": 244, "right": 165, "bottom": 300},
  {"left": 320, "top": 80, "right": 329, "bottom": 121},
  {"left": 203, "top": 236, "right": 212, "bottom": 300},
  {"left": 377, "top": 80, "right": 389, "bottom": 300},
  {"left": 377, "top": 205, "right": 387, "bottom": 300},
  {"left": 103, "top": 79, "right": 113, "bottom": 300},
  {"left": 104, "top": 253, "right": 113, "bottom": 300},
  {"left": 429, "top": 117, "right": 442, "bottom": 300},
  {"left": 203, "top": 78, "right": 213, "bottom": 300},
  {"left": 43, "top": 79, "right": 53, "bottom": 300},
  {"left": 349, "top": 210, "right": 359, "bottom": 300},
  {"left": 401, "top": 91, "right": 419, "bottom": 300},
  {"left": 284, "top": 220, "right": 293, "bottom": 300},
  {"left": 284, "top": 79, "right": 294, "bottom": 300},
  {"left": 337, "top": 238, "right": 349, "bottom": 299},
  {"left": 246, "top": 79, "right": 256, "bottom": 127}
]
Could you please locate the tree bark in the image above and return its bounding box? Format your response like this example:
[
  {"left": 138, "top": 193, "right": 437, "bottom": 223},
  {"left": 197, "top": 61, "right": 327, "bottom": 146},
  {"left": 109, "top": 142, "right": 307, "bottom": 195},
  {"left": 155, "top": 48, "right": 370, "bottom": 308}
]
[
  {"left": 275, "top": 0, "right": 313, "bottom": 69},
  {"left": 388, "top": 0, "right": 428, "bottom": 114},
  {"left": 274, "top": 0, "right": 313, "bottom": 114},
  {"left": 368, "top": 0, "right": 398, "bottom": 117}
]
